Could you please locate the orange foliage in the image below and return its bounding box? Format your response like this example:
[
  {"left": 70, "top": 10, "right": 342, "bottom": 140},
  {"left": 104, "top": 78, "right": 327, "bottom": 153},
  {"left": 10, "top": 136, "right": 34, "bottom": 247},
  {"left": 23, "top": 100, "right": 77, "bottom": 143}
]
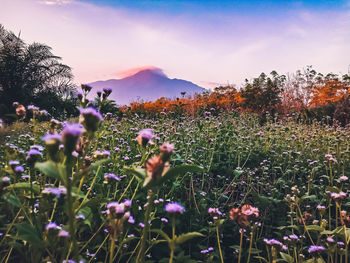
[
  {"left": 127, "top": 79, "right": 350, "bottom": 116},
  {"left": 310, "top": 80, "right": 349, "bottom": 107},
  {"left": 129, "top": 86, "right": 242, "bottom": 115}
]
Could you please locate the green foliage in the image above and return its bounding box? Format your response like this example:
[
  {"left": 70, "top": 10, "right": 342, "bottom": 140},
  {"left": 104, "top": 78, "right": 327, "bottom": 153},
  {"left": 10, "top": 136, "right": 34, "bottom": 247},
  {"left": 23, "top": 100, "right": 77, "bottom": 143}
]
[
  {"left": 0, "top": 24, "right": 77, "bottom": 119},
  {"left": 0, "top": 110, "right": 350, "bottom": 262},
  {"left": 240, "top": 71, "right": 284, "bottom": 114}
]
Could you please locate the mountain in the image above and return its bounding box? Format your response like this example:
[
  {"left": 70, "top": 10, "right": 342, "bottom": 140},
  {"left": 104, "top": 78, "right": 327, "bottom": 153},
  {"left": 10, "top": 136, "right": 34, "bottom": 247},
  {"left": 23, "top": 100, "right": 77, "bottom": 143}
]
[{"left": 87, "top": 69, "right": 206, "bottom": 105}]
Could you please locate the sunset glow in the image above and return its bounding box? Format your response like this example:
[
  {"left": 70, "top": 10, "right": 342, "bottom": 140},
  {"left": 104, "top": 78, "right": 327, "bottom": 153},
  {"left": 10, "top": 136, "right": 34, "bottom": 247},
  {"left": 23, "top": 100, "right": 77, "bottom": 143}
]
[{"left": 1, "top": 0, "right": 350, "bottom": 88}]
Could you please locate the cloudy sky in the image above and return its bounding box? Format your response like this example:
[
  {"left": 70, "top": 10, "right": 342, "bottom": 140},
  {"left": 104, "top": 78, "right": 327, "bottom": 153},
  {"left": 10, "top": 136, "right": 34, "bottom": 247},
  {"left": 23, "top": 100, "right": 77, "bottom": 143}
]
[{"left": 1, "top": 0, "right": 350, "bottom": 89}]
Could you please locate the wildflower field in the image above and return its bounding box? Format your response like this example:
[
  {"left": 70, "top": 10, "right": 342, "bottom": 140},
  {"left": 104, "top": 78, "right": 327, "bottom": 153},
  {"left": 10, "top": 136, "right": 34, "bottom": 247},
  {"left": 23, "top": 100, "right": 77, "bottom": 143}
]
[{"left": 0, "top": 106, "right": 350, "bottom": 263}]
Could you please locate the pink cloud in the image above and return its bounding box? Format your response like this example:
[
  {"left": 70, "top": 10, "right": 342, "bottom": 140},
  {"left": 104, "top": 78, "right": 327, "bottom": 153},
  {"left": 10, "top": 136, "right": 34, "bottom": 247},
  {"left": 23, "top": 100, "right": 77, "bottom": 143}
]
[{"left": 116, "top": 66, "right": 165, "bottom": 78}]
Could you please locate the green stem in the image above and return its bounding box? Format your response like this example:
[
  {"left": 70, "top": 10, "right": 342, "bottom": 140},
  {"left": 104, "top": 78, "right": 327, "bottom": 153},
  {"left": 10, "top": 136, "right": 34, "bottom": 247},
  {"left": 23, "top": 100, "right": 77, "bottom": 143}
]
[
  {"left": 238, "top": 229, "right": 244, "bottom": 263},
  {"left": 65, "top": 156, "right": 77, "bottom": 260},
  {"left": 109, "top": 226, "right": 117, "bottom": 263},
  {"left": 136, "top": 190, "right": 154, "bottom": 263},
  {"left": 75, "top": 165, "right": 102, "bottom": 213},
  {"left": 169, "top": 215, "right": 176, "bottom": 263},
  {"left": 247, "top": 229, "right": 254, "bottom": 263},
  {"left": 216, "top": 225, "right": 224, "bottom": 263}
]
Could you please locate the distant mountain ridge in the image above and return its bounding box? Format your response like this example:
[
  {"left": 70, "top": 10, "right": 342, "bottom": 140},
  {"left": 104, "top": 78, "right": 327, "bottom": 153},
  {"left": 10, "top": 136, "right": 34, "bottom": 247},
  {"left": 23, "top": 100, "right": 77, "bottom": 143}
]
[{"left": 88, "top": 68, "right": 206, "bottom": 105}]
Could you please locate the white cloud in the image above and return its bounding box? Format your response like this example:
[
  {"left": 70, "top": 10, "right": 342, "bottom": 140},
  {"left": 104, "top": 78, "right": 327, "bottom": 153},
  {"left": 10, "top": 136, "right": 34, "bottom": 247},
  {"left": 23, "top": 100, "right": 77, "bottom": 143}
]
[{"left": 38, "top": 0, "right": 72, "bottom": 5}]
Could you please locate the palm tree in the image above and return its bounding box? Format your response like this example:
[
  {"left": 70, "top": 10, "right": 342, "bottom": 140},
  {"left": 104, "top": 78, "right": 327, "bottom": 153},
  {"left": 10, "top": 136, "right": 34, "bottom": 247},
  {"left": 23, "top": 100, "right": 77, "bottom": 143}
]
[{"left": 0, "top": 24, "right": 75, "bottom": 117}]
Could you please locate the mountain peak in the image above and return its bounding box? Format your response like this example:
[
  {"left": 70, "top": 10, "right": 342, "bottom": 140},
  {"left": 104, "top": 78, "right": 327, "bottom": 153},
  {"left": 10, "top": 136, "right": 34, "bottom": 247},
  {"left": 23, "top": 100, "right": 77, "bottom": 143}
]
[
  {"left": 131, "top": 68, "right": 167, "bottom": 78},
  {"left": 116, "top": 66, "right": 166, "bottom": 79},
  {"left": 88, "top": 67, "right": 206, "bottom": 105}
]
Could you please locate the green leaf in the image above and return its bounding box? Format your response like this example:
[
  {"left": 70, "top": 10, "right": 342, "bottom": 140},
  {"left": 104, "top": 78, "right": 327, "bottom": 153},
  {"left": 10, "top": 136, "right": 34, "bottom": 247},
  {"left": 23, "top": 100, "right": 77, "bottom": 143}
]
[
  {"left": 301, "top": 194, "right": 317, "bottom": 202},
  {"left": 234, "top": 169, "right": 243, "bottom": 177},
  {"left": 254, "top": 256, "right": 269, "bottom": 263},
  {"left": 16, "top": 223, "right": 43, "bottom": 247},
  {"left": 252, "top": 192, "right": 271, "bottom": 209},
  {"left": 325, "top": 186, "right": 340, "bottom": 193},
  {"left": 277, "top": 225, "right": 300, "bottom": 231},
  {"left": 175, "top": 232, "right": 204, "bottom": 245},
  {"left": 280, "top": 252, "right": 294, "bottom": 263},
  {"left": 35, "top": 161, "right": 66, "bottom": 183},
  {"left": 305, "top": 225, "right": 324, "bottom": 232},
  {"left": 320, "top": 230, "right": 334, "bottom": 235},
  {"left": 6, "top": 182, "right": 40, "bottom": 195},
  {"left": 90, "top": 159, "right": 110, "bottom": 170},
  {"left": 123, "top": 166, "right": 146, "bottom": 182},
  {"left": 150, "top": 229, "right": 171, "bottom": 243},
  {"left": 249, "top": 248, "right": 262, "bottom": 254},
  {"left": 77, "top": 206, "right": 93, "bottom": 227},
  {"left": 2, "top": 193, "right": 21, "bottom": 207}
]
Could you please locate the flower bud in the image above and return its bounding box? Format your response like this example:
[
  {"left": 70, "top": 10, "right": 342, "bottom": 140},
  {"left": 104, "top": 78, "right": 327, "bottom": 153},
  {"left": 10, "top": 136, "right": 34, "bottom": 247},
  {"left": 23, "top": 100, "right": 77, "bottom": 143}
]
[{"left": 62, "top": 123, "right": 83, "bottom": 155}]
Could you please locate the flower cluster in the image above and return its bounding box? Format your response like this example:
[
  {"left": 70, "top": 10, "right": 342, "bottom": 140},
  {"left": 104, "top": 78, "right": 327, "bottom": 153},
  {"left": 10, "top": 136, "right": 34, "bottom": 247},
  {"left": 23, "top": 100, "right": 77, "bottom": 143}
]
[
  {"left": 165, "top": 202, "right": 185, "bottom": 215},
  {"left": 144, "top": 142, "right": 174, "bottom": 183},
  {"left": 308, "top": 245, "right": 325, "bottom": 254},
  {"left": 264, "top": 238, "right": 287, "bottom": 251},
  {"left": 106, "top": 200, "right": 134, "bottom": 236},
  {"left": 79, "top": 107, "right": 103, "bottom": 133},
  {"left": 136, "top": 129, "right": 154, "bottom": 147},
  {"left": 229, "top": 204, "right": 259, "bottom": 227}
]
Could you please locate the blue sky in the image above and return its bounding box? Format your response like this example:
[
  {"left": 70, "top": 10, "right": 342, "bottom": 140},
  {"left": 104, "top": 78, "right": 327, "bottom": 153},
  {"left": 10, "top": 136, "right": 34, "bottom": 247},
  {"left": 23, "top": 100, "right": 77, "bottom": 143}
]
[
  {"left": 1, "top": 0, "right": 350, "bottom": 88},
  {"left": 80, "top": 0, "right": 347, "bottom": 12}
]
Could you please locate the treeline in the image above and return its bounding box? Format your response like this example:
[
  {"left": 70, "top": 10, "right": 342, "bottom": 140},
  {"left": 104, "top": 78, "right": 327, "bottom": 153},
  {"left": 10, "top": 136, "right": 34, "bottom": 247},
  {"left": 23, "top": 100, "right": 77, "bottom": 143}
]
[{"left": 129, "top": 67, "right": 350, "bottom": 125}]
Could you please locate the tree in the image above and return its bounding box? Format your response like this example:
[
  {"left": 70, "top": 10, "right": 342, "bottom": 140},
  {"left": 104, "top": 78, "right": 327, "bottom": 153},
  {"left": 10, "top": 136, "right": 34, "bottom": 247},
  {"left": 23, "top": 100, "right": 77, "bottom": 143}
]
[
  {"left": 240, "top": 71, "right": 284, "bottom": 114},
  {"left": 0, "top": 24, "right": 76, "bottom": 118}
]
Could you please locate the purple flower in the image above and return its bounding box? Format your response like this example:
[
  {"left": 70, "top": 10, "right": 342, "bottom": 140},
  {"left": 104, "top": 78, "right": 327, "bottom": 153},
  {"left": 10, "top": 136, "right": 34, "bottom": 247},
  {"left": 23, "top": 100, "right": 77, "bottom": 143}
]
[
  {"left": 26, "top": 149, "right": 42, "bottom": 165},
  {"left": 107, "top": 202, "right": 125, "bottom": 217},
  {"left": 58, "top": 229, "right": 69, "bottom": 237},
  {"left": 14, "top": 166, "right": 24, "bottom": 173},
  {"left": 40, "top": 110, "right": 48, "bottom": 116},
  {"left": 41, "top": 133, "right": 62, "bottom": 143},
  {"left": 208, "top": 208, "right": 222, "bottom": 216},
  {"left": 31, "top": 145, "right": 44, "bottom": 151},
  {"left": 103, "top": 88, "right": 112, "bottom": 98},
  {"left": 327, "top": 237, "right": 335, "bottom": 243},
  {"left": 123, "top": 199, "right": 132, "bottom": 207},
  {"left": 338, "top": 176, "right": 348, "bottom": 182},
  {"left": 264, "top": 239, "right": 286, "bottom": 250},
  {"left": 9, "top": 160, "right": 20, "bottom": 166},
  {"left": 128, "top": 216, "right": 135, "bottom": 224},
  {"left": 46, "top": 222, "right": 58, "bottom": 231},
  {"left": 79, "top": 107, "right": 103, "bottom": 132},
  {"left": 104, "top": 173, "right": 120, "bottom": 181},
  {"left": 94, "top": 150, "right": 110, "bottom": 158},
  {"left": 42, "top": 186, "right": 67, "bottom": 197},
  {"left": 289, "top": 234, "right": 299, "bottom": 240},
  {"left": 27, "top": 149, "right": 42, "bottom": 157},
  {"left": 139, "top": 222, "right": 145, "bottom": 228},
  {"left": 308, "top": 245, "right": 325, "bottom": 253},
  {"left": 136, "top": 129, "right": 154, "bottom": 147},
  {"left": 62, "top": 123, "right": 83, "bottom": 154},
  {"left": 76, "top": 214, "right": 85, "bottom": 220},
  {"left": 165, "top": 202, "right": 185, "bottom": 214},
  {"left": 161, "top": 218, "right": 168, "bottom": 223},
  {"left": 76, "top": 91, "right": 83, "bottom": 100},
  {"left": 27, "top": 105, "right": 39, "bottom": 111},
  {"left": 2, "top": 177, "right": 11, "bottom": 183}
]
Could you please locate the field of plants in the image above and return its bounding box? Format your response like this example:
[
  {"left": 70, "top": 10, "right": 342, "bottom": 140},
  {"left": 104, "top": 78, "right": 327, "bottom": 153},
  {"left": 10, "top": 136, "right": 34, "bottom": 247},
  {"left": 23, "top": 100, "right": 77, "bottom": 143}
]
[{"left": 0, "top": 105, "right": 350, "bottom": 263}]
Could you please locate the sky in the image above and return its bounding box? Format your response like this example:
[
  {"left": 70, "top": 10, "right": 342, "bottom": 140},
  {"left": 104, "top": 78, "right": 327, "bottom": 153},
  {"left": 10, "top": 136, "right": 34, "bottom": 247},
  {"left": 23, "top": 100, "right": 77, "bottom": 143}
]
[{"left": 1, "top": 0, "right": 350, "bottom": 89}]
